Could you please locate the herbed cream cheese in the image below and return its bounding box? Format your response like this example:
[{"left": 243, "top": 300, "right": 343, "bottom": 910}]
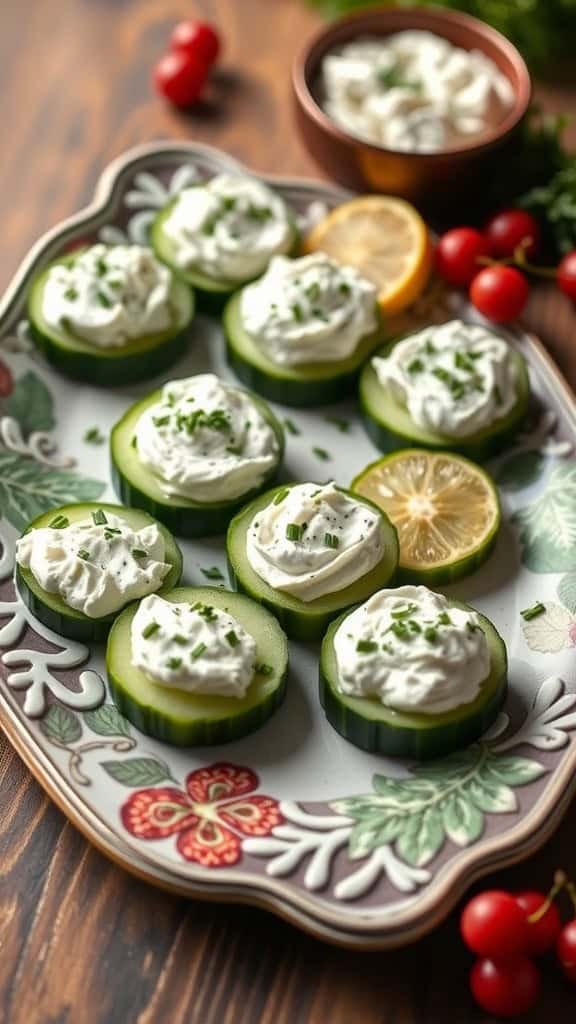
[
  {"left": 131, "top": 593, "right": 257, "bottom": 697},
  {"left": 240, "top": 253, "right": 378, "bottom": 366},
  {"left": 334, "top": 585, "right": 490, "bottom": 714},
  {"left": 246, "top": 482, "right": 383, "bottom": 602},
  {"left": 16, "top": 510, "right": 170, "bottom": 618},
  {"left": 321, "top": 31, "right": 514, "bottom": 153},
  {"left": 372, "top": 319, "right": 518, "bottom": 437},
  {"left": 134, "top": 373, "right": 280, "bottom": 503},
  {"left": 161, "top": 175, "right": 294, "bottom": 282},
  {"left": 42, "top": 244, "right": 174, "bottom": 348}
]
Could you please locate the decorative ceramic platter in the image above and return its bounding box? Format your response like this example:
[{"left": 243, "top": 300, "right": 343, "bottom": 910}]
[{"left": 1, "top": 142, "right": 576, "bottom": 950}]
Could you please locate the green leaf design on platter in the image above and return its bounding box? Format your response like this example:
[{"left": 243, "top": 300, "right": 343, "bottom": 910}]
[
  {"left": 101, "top": 757, "right": 175, "bottom": 788},
  {"left": 0, "top": 451, "right": 105, "bottom": 531},
  {"left": 40, "top": 704, "right": 82, "bottom": 745},
  {"left": 558, "top": 571, "right": 576, "bottom": 613},
  {"left": 5, "top": 370, "right": 55, "bottom": 436},
  {"left": 495, "top": 450, "right": 545, "bottom": 491},
  {"left": 332, "top": 744, "right": 547, "bottom": 868},
  {"left": 84, "top": 704, "right": 131, "bottom": 738},
  {"left": 513, "top": 462, "right": 576, "bottom": 572}
]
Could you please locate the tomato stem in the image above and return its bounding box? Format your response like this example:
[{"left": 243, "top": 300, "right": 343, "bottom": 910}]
[
  {"left": 527, "top": 870, "right": 567, "bottom": 924},
  {"left": 477, "top": 239, "right": 557, "bottom": 281}
]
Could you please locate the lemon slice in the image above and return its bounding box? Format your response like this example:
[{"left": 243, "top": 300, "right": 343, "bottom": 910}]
[
  {"left": 351, "top": 449, "right": 500, "bottom": 583},
  {"left": 303, "top": 196, "right": 432, "bottom": 317}
]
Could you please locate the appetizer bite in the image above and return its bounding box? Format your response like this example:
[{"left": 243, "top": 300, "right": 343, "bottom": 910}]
[
  {"left": 320, "top": 585, "right": 507, "bottom": 759},
  {"left": 111, "top": 373, "right": 284, "bottom": 537},
  {"left": 352, "top": 450, "right": 500, "bottom": 584},
  {"left": 360, "top": 319, "right": 530, "bottom": 460},
  {"left": 107, "top": 587, "right": 288, "bottom": 746},
  {"left": 227, "top": 480, "right": 399, "bottom": 641},
  {"left": 15, "top": 504, "right": 182, "bottom": 642},
  {"left": 152, "top": 174, "right": 297, "bottom": 298},
  {"left": 28, "top": 243, "right": 194, "bottom": 385},
  {"left": 224, "top": 252, "right": 382, "bottom": 406}
]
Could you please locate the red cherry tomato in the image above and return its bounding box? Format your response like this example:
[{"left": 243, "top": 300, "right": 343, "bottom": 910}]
[
  {"left": 470, "top": 266, "right": 529, "bottom": 323},
  {"left": 461, "top": 891, "right": 529, "bottom": 957},
  {"left": 557, "top": 919, "right": 576, "bottom": 983},
  {"left": 485, "top": 208, "right": 540, "bottom": 261},
  {"left": 557, "top": 250, "right": 576, "bottom": 302},
  {"left": 0, "top": 358, "right": 14, "bottom": 398},
  {"left": 470, "top": 957, "right": 541, "bottom": 1018},
  {"left": 514, "top": 891, "right": 562, "bottom": 956},
  {"left": 170, "top": 20, "right": 221, "bottom": 66},
  {"left": 435, "top": 227, "right": 490, "bottom": 288},
  {"left": 153, "top": 50, "right": 208, "bottom": 108}
]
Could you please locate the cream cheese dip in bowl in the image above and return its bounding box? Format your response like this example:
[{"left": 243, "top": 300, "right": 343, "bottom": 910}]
[{"left": 292, "top": 6, "right": 531, "bottom": 210}]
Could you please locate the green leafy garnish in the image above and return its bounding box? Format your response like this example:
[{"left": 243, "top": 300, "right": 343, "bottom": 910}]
[
  {"left": 356, "top": 639, "right": 378, "bottom": 653},
  {"left": 49, "top": 515, "right": 69, "bottom": 529},
  {"left": 64, "top": 286, "right": 78, "bottom": 302},
  {"left": 407, "top": 358, "right": 424, "bottom": 374},
  {"left": 226, "top": 630, "right": 240, "bottom": 647},
  {"left": 77, "top": 549, "right": 91, "bottom": 561},
  {"left": 92, "top": 509, "right": 107, "bottom": 526},
  {"left": 193, "top": 602, "right": 218, "bottom": 622},
  {"left": 172, "top": 634, "right": 188, "bottom": 645},
  {"left": 437, "top": 611, "right": 453, "bottom": 626},
  {"left": 273, "top": 487, "right": 290, "bottom": 505},
  {"left": 191, "top": 643, "right": 207, "bottom": 660},
  {"left": 142, "top": 621, "right": 160, "bottom": 639},
  {"left": 95, "top": 256, "right": 108, "bottom": 276},
  {"left": 291, "top": 302, "right": 304, "bottom": 322},
  {"left": 324, "top": 532, "right": 340, "bottom": 549},
  {"left": 284, "top": 418, "right": 300, "bottom": 436},
  {"left": 153, "top": 415, "right": 170, "bottom": 428},
  {"left": 286, "top": 522, "right": 304, "bottom": 542},
  {"left": 521, "top": 601, "right": 546, "bottom": 620},
  {"left": 312, "top": 446, "right": 331, "bottom": 461},
  {"left": 83, "top": 426, "right": 105, "bottom": 445},
  {"left": 132, "top": 548, "right": 148, "bottom": 560},
  {"left": 200, "top": 566, "right": 224, "bottom": 581},
  {"left": 167, "top": 657, "right": 182, "bottom": 670},
  {"left": 424, "top": 626, "right": 439, "bottom": 644},
  {"left": 324, "top": 416, "right": 350, "bottom": 433},
  {"left": 97, "top": 289, "right": 111, "bottom": 309}
]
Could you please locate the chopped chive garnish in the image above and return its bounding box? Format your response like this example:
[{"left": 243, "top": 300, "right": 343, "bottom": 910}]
[
  {"left": 130, "top": 435, "right": 138, "bottom": 449},
  {"left": 382, "top": 642, "right": 394, "bottom": 654},
  {"left": 226, "top": 630, "right": 240, "bottom": 647},
  {"left": 226, "top": 444, "right": 243, "bottom": 456},
  {"left": 153, "top": 415, "right": 170, "bottom": 428},
  {"left": 92, "top": 509, "right": 107, "bottom": 526},
  {"left": 49, "top": 515, "right": 69, "bottom": 529},
  {"left": 408, "top": 619, "right": 421, "bottom": 634},
  {"left": 437, "top": 611, "right": 452, "bottom": 626},
  {"left": 356, "top": 639, "right": 378, "bottom": 653},
  {"left": 172, "top": 634, "right": 188, "bottom": 645},
  {"left": 77, "top": 549, "right": 91, "bottom": 561},
  {"left": 104, "top": 527, "right": 122, "bottom": 539},
  {"left": 142, "top": 621, "right": 160, "bottom": 639},
  {"left": 200, "top": 566, "right": 224, "bottom": 581},
  {"left": 255, "top": 662, "right": 273, "bottom": 675},
  {"left": 324, "top": 532, "right": 340, "bottom": 549},
  {"left": 64, "top": 286, "right": 78, "bottom": 301},
  {"left": 324, "top": 416, "right": 350, "bottom": 433},
  {"left": 284, "top": 418, "right": 300, "bottom": 436},
  {"left": 454, "top": 351, "right": 475, "bottom": 373},
  {"left": 83, "top": 426, "right": 105, "bottom": 445},
  {"left": 391, "top": 603, "right": 417, "bottom": 620},
  {"left": 194, "top": 602, "right": 217, "bottom": 621},
  {"left": 407, "top": 358, "right": 424, "bottom": 374},
  {"left": 167, "top": 657, "right": 182, "bottom": 670},
  {"left": 390, "top": 621, "right": 411, "bottom": 640},
  {"left": 95, "top": 256, "right": 108, "bottom": 276},
  {"left": 305, "top": 281, "right": 321, "bottom": 301},
  {"left": 286, "top": 523, "right": 304, "bottom": 542},
  {"left": 424, "top": 339, "right": 436, "bottom": 355},
  {"left": 97, "top": 289, "right": 111, "bottom": 308},
  {"left": 312, "top": 446, "right": 331, "bottom": 461},
  {"left": 466, "top": 620, "right": 482, "bottom": 634},
  {"left": 273, "top": 487, "right": 290, "bottom": 505},
  {"left": 108, "top": 279, "right": 122, "bottom": 290},
  {"left": 291, "top": 302, "right": 304, "bottom": 322},
  {"left": 424, "top": 626, "right": 438, "bottom": 643},
  {"left": 338, "top": 281, "right": 351, "bottom": 296},
  {"left": 191, "top": 642, "right": 207, "bottom": 660},
  {"left": 132, "top": 548, "right": 148, "bottom": 559},
  {"left": 521, "top": 602, "right": 546, "bottom": 621}
]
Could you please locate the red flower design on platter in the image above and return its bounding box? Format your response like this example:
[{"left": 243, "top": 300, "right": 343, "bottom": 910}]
[{"left": 121, "top": 762, "right": 282, "bottom": 868}]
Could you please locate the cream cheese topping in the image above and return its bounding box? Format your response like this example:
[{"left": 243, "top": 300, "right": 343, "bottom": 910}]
[
  {"left": 131, "top": 593, "right": 257, "bottom": 697},
  {"left": 246, "top": 482, "right": 383, "bottom": 602},
  {"left": 15, "top": 511, "right": 170, "bottom": 618},
  {"left": 333, "top": 585, "right": 490, "bottom": 714},
  {"left": 42, "top": 243, "right": 174, "bottom": 348},
  {"left": 240, "top": 253, "right": 378, "bottom": 366},
  {"left": 134, "top": 373, "right": 280, "bottom": 503},
  {"left": 161, "top": 175, "right": 293, "bottom": 282},
  {"left": 372, "top": 319, "right": 518, "bottom": 437},
  {"left": 321, "top": 31, "right": 514, "bottom": 153}
]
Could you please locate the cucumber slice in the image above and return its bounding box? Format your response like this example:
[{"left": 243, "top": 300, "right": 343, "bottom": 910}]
[
  {"left": 360, "top": 341, "right": 530, "bottom": 462},
  {"left": 320, "top": 601, "right": 507, "bottom": 760},
  {"left": 151, "top": 198, "right": 299, "bottom": 299},
  {"left": 110, "top": 385, "right": 285, "bottom": 538},
  {"left": 224, "top": 291, "right": 384, "bottom": 407},
  {"left": 106, "top": 586, "right": 288, "bottom": 746},
  {"left": 28, "top": 257, "right": 194, "bottom": 386},
  {"left": 16, "top": 503, "right": 182, "bottom": 642},
  {"left": 226, "top": 483, "right": 399, "bottom": 641}
]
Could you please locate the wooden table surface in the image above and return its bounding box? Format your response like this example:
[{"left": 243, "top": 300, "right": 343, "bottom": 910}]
[{"left": 1, "top": 2, "right": 576, "bottom": 1021}]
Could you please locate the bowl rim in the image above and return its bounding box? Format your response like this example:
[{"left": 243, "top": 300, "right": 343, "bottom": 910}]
[{"left": 292, "top": 4, "right": 532, "bottom": 161}]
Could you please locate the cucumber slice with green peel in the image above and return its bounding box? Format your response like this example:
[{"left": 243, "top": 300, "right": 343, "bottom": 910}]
[
  {"left": 27, "top": 257, "right": 194, "bottom": 387},
  {"left": 151, "top": 199, "right": 299, "bottom": 298},
  {"left": 110, "top": 386, "right": 285, "bottom": 538},
  {"left": 106, "top": 586, "right": 288, "bottom": 746},
  {"left": 16, "top": 503, "right": 182, "bottom": 643},
  {"left": 320, "top": 602, "right": 507, "bottom": 760},
  {"left": 224, "top": 290, "right": 384, "bottom": 407},
  {"left": 226, "top": 483, "right": 399, "bottom": 641},
  {"left": 359, "top": 341, "right": 530, "bottom": 462}
]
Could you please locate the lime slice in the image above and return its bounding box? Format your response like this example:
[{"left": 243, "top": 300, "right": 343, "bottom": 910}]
[{"left": 351, "top": 449, "right": 500, "bottom": 584}]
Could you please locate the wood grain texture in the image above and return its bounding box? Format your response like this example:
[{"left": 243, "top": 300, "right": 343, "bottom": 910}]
[{"left": 1, "top": 2, "right": 576, "bottom": 1021}]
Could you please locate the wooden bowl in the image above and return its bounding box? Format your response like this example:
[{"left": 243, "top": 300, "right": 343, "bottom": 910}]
[{"left": 292, "top": 6, "right": 531, "bottom": 212}]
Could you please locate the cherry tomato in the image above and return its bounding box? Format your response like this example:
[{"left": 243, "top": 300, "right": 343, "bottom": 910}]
[
  {"left": 435, "top": 227, "right": 490, "bottom": 288},
  {"left": 469, "top": 266, "right": 529, "bottom": 323},
  {"left": 556, "top": 919, "right": 576, "bottom": 983},
  {"left": 0, "top": 358, "right": 14, "bottom": 398},
  {"left": 461, "top": 891, "right": 529, "bottom": 957},
  {"left": 485, "top": 208, "right": 540, "bottom": 261},
  {"left": 557, "top": 250, "right": 576, "bottom": 302},
  {"left": 153, "top": 50, "right": 208, "bottom": 108},
  {"left": 170, "top": 20, "right": 221, "bottom": 66},
  {"left": 514, "top": 891, "right": 562, "bottom": 956},
  {"left": 470, "top": 957, "right": 541, "bottom": 1018}
]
